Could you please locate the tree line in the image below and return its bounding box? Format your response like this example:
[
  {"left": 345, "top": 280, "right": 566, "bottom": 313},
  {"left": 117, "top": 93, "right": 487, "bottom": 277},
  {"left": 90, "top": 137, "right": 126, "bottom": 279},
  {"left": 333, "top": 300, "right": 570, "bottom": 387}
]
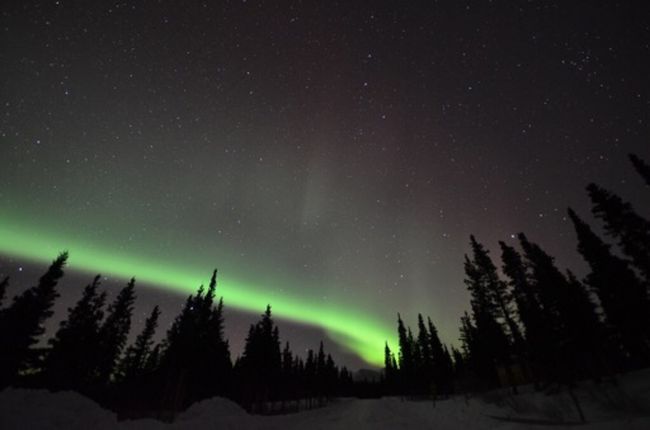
[
  {"left": 385, "top": 153, "right": 650, "bottom": 400},
  {"left": 0, "top": 265, "right": 356, "bottom": 417},
  {"left": 1, "top": 152, "right": 648, "bottom": 414}
]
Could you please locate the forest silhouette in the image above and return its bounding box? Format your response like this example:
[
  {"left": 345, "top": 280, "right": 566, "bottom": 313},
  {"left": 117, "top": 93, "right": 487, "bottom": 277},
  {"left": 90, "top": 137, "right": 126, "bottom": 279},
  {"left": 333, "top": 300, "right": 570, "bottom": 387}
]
[{"left": 0, "top": 153, "right": 648, "bottom": 420}]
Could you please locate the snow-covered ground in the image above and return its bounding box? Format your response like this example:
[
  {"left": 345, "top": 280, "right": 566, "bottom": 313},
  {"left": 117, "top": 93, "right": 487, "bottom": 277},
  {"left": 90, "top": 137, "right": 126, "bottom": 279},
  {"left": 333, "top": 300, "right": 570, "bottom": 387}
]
[{"left": 2, "top": 370, "right": 650, "bottom": 429}]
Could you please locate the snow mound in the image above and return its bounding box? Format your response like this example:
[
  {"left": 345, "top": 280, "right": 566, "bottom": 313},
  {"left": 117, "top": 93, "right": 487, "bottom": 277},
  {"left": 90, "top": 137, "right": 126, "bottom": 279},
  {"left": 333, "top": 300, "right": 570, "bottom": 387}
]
[
  {"left": 3, "top": 370, "right": 650, "bottom": 430},
  {"left": 0, "top": 388, "right": 118, "bottom": 430},
  {"left": 173, "top": 396, "right": 258, "bottom": 430}
]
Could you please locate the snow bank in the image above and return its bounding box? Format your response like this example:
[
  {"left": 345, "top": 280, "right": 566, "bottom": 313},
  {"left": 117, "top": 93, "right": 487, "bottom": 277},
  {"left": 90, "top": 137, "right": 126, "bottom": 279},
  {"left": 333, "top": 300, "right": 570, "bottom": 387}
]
[
  {"left": 0, "top": 388, "right": 118, "bottom": 430},
  {"left": 171, "top": 397, "right": 258, "bottom": 430},
  {"left": 475, "top": 368, "right": 650, "bottom": 424},
  {"left": 2, "top": 370, "right": 650, "bottom": 429}
]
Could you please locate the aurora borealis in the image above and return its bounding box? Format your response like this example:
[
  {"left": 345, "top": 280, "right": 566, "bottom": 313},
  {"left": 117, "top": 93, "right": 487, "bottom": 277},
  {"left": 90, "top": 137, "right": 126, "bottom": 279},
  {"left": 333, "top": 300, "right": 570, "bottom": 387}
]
[
  {"left": 0, "top": 215, "right": 394, "bottom": 366},
  {"left": 1, "top": 2, "right": 649, "bottom": 368}
]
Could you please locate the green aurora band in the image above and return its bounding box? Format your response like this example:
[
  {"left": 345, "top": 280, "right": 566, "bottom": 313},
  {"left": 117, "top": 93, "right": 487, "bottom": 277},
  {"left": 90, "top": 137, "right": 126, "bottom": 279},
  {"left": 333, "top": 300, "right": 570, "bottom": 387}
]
[{"left": 0, "top": 217, "right": 396, "bottom": 367}]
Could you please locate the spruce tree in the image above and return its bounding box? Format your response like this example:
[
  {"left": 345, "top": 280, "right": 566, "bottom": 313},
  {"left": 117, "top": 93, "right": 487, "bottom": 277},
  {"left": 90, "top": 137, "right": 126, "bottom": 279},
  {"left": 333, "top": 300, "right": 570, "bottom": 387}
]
[
  {"left": 630, "top": 153, "right": 650, "bottom": 186},
  {"left": 281, "top": 341, "right": 294, "bottom": 400},
  {"left": 143, "top": 343, "right": 161, "bottom": 375},
  {"left": 450, "top": 346, "right": 465, "bottom": 378},
  {"left": 428, "top": 317, "right": 451, "bottom": 394},
  {"left": 469, "top": 236, "right": 523, "bottom": 348},
  {"left": 304, "top": 348, "right": 316, "bottom": 400},
  {"left": 0, "top": 252, "right": 67, "bottom": 386},
  {"left": 458, "top": 311, "right": 478, "bottom": 379},
  {"left": 383, "top": 342, "right": 396, "bottom": 393},
  {"left": 0, "top": 276, "right": 8, "bottom": 308},
  {"left": 563, "top": 269, "right": 608, "bottom": 376},
  {"left": 316, "top": 341, "right": 327, "bottom": 397},
  {"left": 282, "top": 342, "right": 293, "bottom": 377},
  {"left": 416, "top": 314, "right": 433, "bottom": 392},
  {"left": 95, "top": 278, "right": 136, "bottom": 384},
  {"left": 195, "top": 271, "right": 231, "bottom": 399},
  {"left": 499, "top": 241, "right": 551, "bottom": 383},
  {"left": 568, "top": 208, "right": 650, "bottom": 367},
  {"left": 458, "top": 312, "right": 475, "bottom": 358},
  {"left": 118, "top": 305, "right": 160, "bottom": 382},
  {"left": 239, "top": 305, "right": 282, "bottom": 405},
  {"left": 325, "top": 353, "right": 337, "bottom": 398},
  {"left": 44, "top": 275, "right": 106, "bottom": 390},
  {"left": 464, "top": 240, "right": 511, "bottom": 388},
  {"left": 160, "top": 271, "right": 232, "bottom": 406},
  {"left": 587, "top": 183, "right": 650, "bottom": 284},
  {"left": 518, "top": 233, "right": 603, "bottom": 382},
  {"left": 396, "top": 313, "right": 413, "bottom": 392}
]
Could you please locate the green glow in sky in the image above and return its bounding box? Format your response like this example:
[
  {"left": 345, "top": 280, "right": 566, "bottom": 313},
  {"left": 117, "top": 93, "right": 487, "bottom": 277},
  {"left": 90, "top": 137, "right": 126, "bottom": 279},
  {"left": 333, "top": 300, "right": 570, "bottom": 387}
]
[{"left": 0, "top": 218, "right": 395, "bottom": 367}]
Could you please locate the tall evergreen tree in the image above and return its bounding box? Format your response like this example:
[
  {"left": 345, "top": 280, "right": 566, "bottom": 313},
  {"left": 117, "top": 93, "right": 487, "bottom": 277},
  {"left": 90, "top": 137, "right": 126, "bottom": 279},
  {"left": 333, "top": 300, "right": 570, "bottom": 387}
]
[
  {"left": 143, "top": 343, "right": 161, "bottom": 375},
  {"left": 238, "top": 305, "right": 282, "bottom": 405},
  {"left": 469, "top": 236, "right": 523, "bottom": 348},
  {"left": 304, "top": 348, "right": 316, "bottom": 397},
  {"left": 316, "top": 341, "right": 327, "bottom": 397},
  {"left": 383, "top": 342, "right": 396, "bottom": 393},
  {"left": 0, "top": 276, "right": 8, "bottom": 307},
  {"left": 324, "top": 353, "right": 337, "bottom": 397},
  {"left": 282, "top": 342, "right": 293, "bottom": 376},
  {"left": 463, "top": 240, "right": 511, "bottom": 387},
  {"left": 0, "top": 252, "right": 67, "bottom": 386},
  {"left": 428, "top": 317, "right": 452, "bottom": 394},
  {"left": 396, "top": 313, "right": 413, "bottom": 388},
  {"left": 195, "top": 271, "right": 231, "bottom": 399},
  {"left": 630, "top": 153, "right": 650, "bottom": 186},
  {"left": 118, "top": 305, "right": 160, "bottom": 382},
  {"left": 416, "top": 314, "right": 433, "bottom": 390},
  {"left": 568, "top": 208, "right": 650, "bottom": 367},
  {"left": 587, "top": 183, "right": 650, "bottom": 284},
  {"left": 499, "top": 241, "right": 550, "bottom": 383},
  {"left": 450, "top": 346, "right": 465, "bottom": 379},
  {"left": 458, "top": 311, "right": 478, "bottom": 377},
  {"left": 44, "top": 275, "right": 106, "bottom": 390},
  {"left": 563, "top": 269, "right": 608, "bottom": 376},
  {"left": 160, "top": 271, "right": 231, "bottom": 407},
  {"left": 95, "top": 278, "right": 136, "bottom": 384},
  {"left": 281, "top": 341, "right": 294, "bottom": 400},
  {"left": 518, "top": 233, "right": 603, "bottom": 382}
]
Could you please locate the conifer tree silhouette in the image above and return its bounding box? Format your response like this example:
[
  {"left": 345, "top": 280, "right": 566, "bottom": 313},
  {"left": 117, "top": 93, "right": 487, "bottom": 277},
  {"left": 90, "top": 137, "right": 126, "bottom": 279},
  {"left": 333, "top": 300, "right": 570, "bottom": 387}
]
[
  {"left": 428, "top": 317, "right": 452, "bottom": 394},
  {"left": 160, "top": 271, "right": 231, "bottom": 408},
  {"left": 396, "top": 313, "right": 414, "bottom": 394},
  {"left": 518, "top": 233, "right": 602, "bottom": 383},
  {"left": 118, "top": 305, "right": 160, "bottom": 382},
  {"left": 416, "top": 314, "right": 433, "bottom": 393},
  {"left": 383, "top": 342, "right": 396, "bottom": 394},
  {"left": 587, "top": 183, "right": 650, "bottom": 285},
  {"left": 469, "top": 236, "right": 523, "bottom": 349},
  {"left": 568, "top": 208, "right": 650, "bottom": 367},
  {"left": 195, "top": 271, "right": 231, "bottom": 399},
  {"left": 95, "top": 278, "right": 136, "bottom": 385},
  {"left": 0, "top": 252, "right": 67, "bottom": 386},
  {"left": 238, "top": 305, "right": 282, "bottom": 408},
  {"left": 499, "top": 241, "right": 550, "bottom": 384},
  {"left": 630, "top": 153, "right": 650, "bottom": 186},
  {"left": 463, "top": 239, "right": 511, "bottom": 388},
  {"left": 44, "top": 275, "right": 106, "bottom": 390},
  {"left": 0, "top": 276, "right": 8, "bottom": 308}
]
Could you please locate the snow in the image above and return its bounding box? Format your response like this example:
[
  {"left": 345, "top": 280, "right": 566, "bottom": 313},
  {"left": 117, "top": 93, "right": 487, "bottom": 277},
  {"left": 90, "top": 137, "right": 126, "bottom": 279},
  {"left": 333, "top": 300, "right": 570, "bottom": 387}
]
[
  {"left": 0, "top": 388, "right": 117, "bottom": 430},
  {"left": 2, "top": 370, "right": 650, "bottom": 429}
]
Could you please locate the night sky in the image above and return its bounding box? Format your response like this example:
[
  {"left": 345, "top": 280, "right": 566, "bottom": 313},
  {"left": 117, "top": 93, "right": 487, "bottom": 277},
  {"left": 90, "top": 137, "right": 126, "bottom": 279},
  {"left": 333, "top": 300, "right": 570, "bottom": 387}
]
[{"left": 1, "top": 1, "right": 649, "bottom": 369}]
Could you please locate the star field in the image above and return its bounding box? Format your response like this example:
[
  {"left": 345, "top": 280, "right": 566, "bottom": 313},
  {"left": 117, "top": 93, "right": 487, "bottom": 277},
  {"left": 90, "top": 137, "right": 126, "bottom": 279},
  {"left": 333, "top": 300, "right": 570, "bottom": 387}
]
[{"left": 1, "top": 1, "right": 649, "bottom": 368}]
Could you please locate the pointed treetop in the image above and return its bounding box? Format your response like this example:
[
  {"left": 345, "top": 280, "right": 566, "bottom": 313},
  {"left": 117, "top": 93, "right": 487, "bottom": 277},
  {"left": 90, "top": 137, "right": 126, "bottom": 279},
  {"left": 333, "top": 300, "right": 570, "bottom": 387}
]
[
  {"left": 630, "top": 153, "right": 650, "bottom": 186},
  {"left": 0, "top": 276, "right": 9, "bottom": 307}
]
